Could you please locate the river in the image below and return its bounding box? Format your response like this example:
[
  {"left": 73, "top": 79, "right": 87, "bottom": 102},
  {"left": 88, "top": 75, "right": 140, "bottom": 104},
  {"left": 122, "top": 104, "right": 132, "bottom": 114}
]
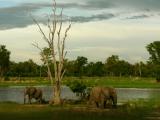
[{"left": 0, "top": 86, "right": 160, "bottom": 104}]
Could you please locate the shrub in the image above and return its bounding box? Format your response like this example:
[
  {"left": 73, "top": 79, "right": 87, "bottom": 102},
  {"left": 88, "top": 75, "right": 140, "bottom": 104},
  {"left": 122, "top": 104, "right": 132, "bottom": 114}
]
[
  {"left": 156, "top": 75, "right": 160, "bottom": 82},
  {"left": 66, "top": 80, "right": 87, "bottom": 96},
  {"left": 4, "top": 76, "right": 10, "bottom": 81}
]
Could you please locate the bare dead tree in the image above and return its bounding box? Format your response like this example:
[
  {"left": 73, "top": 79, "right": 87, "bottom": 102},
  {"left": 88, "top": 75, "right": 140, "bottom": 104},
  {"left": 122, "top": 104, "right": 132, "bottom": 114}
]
[
  {"left": 33, "top": 44, "right": 53, "bottom": 84},
  {"left": 32, "top": 0, "right": 71, "bottom": 105}
]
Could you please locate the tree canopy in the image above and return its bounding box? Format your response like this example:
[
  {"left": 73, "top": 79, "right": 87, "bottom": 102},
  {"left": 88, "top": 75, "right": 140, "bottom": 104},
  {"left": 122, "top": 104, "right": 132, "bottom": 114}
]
[
  {"left": 0, "top": 45, "right": 10, "bottom": 77},
  {"left": 146, "top": 41, "right": 160, "bottom": 64}
]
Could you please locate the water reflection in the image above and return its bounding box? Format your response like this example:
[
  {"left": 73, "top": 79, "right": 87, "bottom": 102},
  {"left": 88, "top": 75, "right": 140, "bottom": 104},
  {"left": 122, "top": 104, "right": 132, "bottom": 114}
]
[
  {"left": 0, "top": 86, "right": 160, "bottom": 104},
  {"left": 116, "top": 88, "right": 160, "bottom": 102}
]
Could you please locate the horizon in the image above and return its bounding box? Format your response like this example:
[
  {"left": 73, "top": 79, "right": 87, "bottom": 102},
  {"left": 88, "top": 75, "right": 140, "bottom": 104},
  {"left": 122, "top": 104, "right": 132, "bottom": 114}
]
[{"left": 0, "top": 0, "right": 160, "bottom": 64}]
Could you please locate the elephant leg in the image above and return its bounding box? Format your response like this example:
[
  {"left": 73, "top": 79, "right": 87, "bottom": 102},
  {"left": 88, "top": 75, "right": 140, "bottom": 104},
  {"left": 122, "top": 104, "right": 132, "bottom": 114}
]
[
  {"left": 38, "top": 98, "right": 42, "bottom": 104},
  {"left": 24, "top": 96, "right": 26, "bottom": 104},
  {"left": 28, "top": 96, "right": 32, "bottom": 104},
  {"left": 95, "top": 101, "right": 99, "bottom": 108},
  {"left": 111, "top": 96, "right": 117, "bottom": 108},
  {"left": 103, "top": 100, "right": 107, "bottom": 108},
  {"left": 40, "top": 96, "right": 43, "bottom": 104}
]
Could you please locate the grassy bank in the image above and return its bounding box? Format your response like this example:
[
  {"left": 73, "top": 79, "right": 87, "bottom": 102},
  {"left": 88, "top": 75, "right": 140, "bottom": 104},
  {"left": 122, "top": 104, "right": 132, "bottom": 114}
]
[
  {"left": 0, "top": 77, "right": 159, "bottom": 88},
  {"left": 0, "top": 100, "right": 157, "bottom": 120},
  {"left": 65, "top": 77, "right": 159, "bottom": 88}
]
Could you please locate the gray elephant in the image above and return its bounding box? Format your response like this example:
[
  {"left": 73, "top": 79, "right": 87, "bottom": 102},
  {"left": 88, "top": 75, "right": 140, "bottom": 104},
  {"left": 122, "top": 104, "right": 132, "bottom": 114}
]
[
  {"left": 89, "top": 86, "right": 117, "bottom": 108},
  {"left": 24, "top": 87, "right": 43, "bottom": 104}
]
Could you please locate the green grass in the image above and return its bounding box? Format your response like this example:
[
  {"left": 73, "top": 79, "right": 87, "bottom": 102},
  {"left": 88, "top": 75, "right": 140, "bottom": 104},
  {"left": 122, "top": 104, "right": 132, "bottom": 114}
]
[
  {"left": 0, "top": 100, "right": 156, "bottom": 120},
  {"left": 0, "top": 76, "right": 159, "bottom": 88},
  {"left": 64, "top": 77, "right": 160, "bottom": 88}
]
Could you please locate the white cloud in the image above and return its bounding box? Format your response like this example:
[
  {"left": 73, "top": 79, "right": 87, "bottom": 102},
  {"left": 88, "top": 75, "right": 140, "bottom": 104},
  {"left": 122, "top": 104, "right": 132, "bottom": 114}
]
[{"left": 0, "top": 19, "right": 159, "bottom": 64}]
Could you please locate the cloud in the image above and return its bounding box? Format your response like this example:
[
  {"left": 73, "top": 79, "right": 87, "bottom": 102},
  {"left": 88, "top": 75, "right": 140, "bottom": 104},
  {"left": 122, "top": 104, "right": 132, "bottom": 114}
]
[
  {"left": 73, "top": 0, "right": 160, "bottom": 11},
  {"left": 0, "top": 3, "right": 41, "bottom": 30},
  {"left": 126, "top": 14, "right": 150, "bottom": 19},
  {"left": 85, "top": 0, "right": 114, "bottom": 9},
  {"left": 70, "top": 13, "right": 115, "bottom": 22},
  {"left": 0, "top": 1, "right": 116, "bottom": 30},
  {"left": 0, "top": 20, "right": 159, "bottom": 63},
  {"left": 0, "top": 0, "right": 160, "bottom": 30},
  {"left": 115, "top": 0, "right": 160, "bottom": 11}
]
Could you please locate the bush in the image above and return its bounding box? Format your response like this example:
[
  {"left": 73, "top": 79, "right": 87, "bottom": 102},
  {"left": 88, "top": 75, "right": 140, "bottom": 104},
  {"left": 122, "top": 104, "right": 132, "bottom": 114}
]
[
  {"left": 66, "top": 80, "right": 87, "bottom": 96},
  {"left": 4, "top": 76, "right": 10, "bottom": 81},
  {"left": 156, "top": 76, "right": 160, "bottom": 82}
]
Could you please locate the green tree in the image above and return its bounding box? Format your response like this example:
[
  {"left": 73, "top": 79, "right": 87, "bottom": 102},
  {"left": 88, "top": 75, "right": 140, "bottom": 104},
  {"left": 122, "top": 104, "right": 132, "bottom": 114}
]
[
  {"left": 75, "top": 56, "right": 88, "bottom": 78},
  {"left": 0, "top": 45, "right": 10, "bottom": 78},
  {"left": 65, "top": 60, "right": 76, "bottom": 76},
  {"left": 146, "top": 41, "right": 160, "bottom": 64},
  {"left": 146, "top": 41, "right": 160, "bottom": 80},
  {"left": 85, "top": 62, "right": 94, "bottom": 77},
  {"left": 105, "top": 55, "right": 133, "bottom": 76},
  {"left": 105, "top": 55, "right": 119, "bottom": 76},
  {"left": 86, "top": 61, "right": 105, "bottom": 76},
  {"left": 116, "top": 60, "right": 132, "bottom": 77},
  {"left": 40, "top": 47, "right": 53, "bottom": 84},
  {"left": 66, "top": 80, "right": 86, "bottom": 97},
  {"left": 133, "top": 61, "right": 146, "bottom": 77}
]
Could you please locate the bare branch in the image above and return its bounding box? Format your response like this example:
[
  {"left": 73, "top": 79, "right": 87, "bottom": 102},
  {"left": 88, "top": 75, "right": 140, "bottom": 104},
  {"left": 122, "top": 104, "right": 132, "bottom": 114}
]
[
  {"left": 60, "top": 69, "right": 66, "bottom": 81},
  {"left": 32, "top": 0, "right": 71, "bottom": 105},
  {"left": 57, "top": 8, "right": 63, "bottom": 66},
  {"left": 51, "top": 0, "right": 57, "bottom": 45},
  {"left": 30, "top": 15, "right": 51, "bottom": 47},
  {"left": 47, "top": 15, "right": 52, "bottom": 41},
  {"left": 61, "top": 24, "right": 71, "bottom": 58},
  {"left": 52, "top": 0, "right": 56, "bottom": 12},
  {"left": 32, "top": 42, "right": 43, "bottom": 51},
  {"left": 64, "top": 51, "right": 67, "bottom": 59},
  {"left": 57, "top": 8, "right": 63, "bottom": 36}
]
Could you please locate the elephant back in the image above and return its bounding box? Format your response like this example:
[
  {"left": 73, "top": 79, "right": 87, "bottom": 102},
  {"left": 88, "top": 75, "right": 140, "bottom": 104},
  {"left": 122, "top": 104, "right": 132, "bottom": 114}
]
[
  {"left": 89, "top": 86, "right": 103, "bottom": 102},
  {"left": 102, "top": 87, "right": 117, "bottom": 97},
  {"left": 25, "top": 87, "right": 37, "bottom": 97},
  {"left": 34, "top": 89, "right": 42, "bottom": 100}
]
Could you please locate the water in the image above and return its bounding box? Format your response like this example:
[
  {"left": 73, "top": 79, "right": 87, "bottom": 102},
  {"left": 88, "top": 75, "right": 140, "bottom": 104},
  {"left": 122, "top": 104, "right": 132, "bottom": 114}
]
[
  {"left": 0, "top": 86, "right": 78, "bottom": 104},
  {"left": 116, "top": 88, "right": 160, "bottom": 102},
  {"left": 0, "top": 86, "right": 160, "bottom": 104}
]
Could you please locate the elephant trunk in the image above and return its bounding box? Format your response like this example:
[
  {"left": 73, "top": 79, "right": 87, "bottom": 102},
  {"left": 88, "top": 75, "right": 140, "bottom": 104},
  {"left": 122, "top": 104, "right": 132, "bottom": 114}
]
[{"left": 111, "top": 95, "right": 117, "bottom": 108}]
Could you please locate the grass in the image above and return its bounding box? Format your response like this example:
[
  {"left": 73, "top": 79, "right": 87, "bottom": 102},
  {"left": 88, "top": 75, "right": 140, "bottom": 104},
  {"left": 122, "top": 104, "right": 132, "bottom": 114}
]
[
  {"left": 0, "top": 79, "right": 160, "bottom": 120},
  {"left": 0, "top": 100, "right": 157, "bottom": 120},
  {"left": 0, "top": 76, "right": 159, "bottom": 88},
  {"left": 0, "top": 77, "right": 159, "bottom": 120},
  {"left": 72, "top": 77, "right": 160, "bottom": 88}
]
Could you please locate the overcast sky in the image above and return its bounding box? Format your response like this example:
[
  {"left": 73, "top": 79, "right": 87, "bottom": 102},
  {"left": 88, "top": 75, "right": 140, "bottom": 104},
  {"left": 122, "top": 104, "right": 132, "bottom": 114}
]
[{"left": 0, "top": 0, "right": 160, "bottom": 64}]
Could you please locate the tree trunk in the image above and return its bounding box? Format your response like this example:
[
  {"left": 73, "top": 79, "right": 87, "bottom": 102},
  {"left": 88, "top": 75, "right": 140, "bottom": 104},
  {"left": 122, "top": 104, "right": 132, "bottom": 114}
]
[
  {"left": 47, "top": 64, "right": 53, "bottom": 84},
  {"left": 32, "top": 0, "right": 71, "bottom": 105},
  {"left": 53, "top": 81, "right": 61, "bottom": 104}
]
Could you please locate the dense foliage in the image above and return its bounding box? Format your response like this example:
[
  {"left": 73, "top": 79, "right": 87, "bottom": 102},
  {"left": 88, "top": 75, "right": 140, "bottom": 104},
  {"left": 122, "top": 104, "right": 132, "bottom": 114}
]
[
  {"left": 4, "top": 55, "right": 159, "bottom": 78},
  {"left": 146, "top": 41, "right": 160, "bottom": 81},
  {"left": 66, "top": 80, "right": 87, "bottom": 95},
  {"left": 1, "top": 41, "right": 160, "bottom": 79},
  {"left": 0, "top": 45, "right": 10, "bottom": 77}
]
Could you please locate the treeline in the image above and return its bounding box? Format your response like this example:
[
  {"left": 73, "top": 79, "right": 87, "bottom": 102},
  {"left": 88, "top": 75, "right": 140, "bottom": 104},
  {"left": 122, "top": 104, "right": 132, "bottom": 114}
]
[
  {"left": 1, "top": 41, "right": 160, "bottom": 78},
  {"left": 5, "top": 55, "right": 160, "bottom": 78}
]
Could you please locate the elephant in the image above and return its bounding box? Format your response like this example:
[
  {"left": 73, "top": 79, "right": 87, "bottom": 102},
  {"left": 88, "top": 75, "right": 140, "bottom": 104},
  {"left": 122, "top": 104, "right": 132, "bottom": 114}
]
[
  {"left": 24, "top": 87, "right": 43, "bottom": 104},
  {"left": 89, "top": 86, "right": 117, "bottom": 108}
]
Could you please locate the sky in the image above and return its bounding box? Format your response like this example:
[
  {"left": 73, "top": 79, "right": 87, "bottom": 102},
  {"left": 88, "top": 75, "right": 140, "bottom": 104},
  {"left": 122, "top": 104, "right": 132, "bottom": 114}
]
[{"left": 0, "top": 0, "right": 160, "bottom": 64}]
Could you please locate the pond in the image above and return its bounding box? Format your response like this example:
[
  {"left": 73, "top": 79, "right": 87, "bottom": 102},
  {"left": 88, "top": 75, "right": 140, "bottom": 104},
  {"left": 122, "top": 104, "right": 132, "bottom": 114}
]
[{"left": 0, "top": 86, "right": 160, "bottom": 104}]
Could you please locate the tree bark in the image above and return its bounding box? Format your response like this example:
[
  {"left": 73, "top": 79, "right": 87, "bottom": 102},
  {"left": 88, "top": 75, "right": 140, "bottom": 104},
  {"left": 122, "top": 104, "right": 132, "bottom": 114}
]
[
  {"left": 32, "top": 0, "right": 71, "bottom": 105},
  {"left": 53, "top": 81, "right": 61, "bottom": 104}
]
